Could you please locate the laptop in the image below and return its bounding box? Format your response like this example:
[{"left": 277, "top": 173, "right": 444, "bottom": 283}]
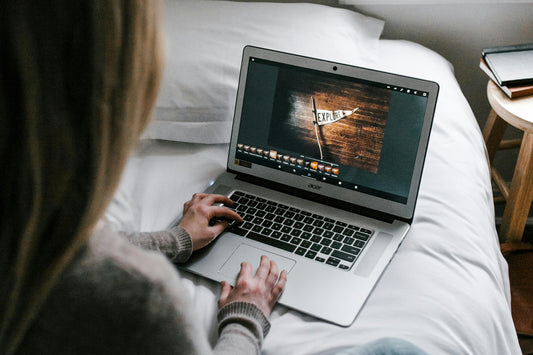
[{"left": 175, "top": 46, "right": 438, "bottom": 326}]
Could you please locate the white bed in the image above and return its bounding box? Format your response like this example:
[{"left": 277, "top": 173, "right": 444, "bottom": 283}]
[{"left": 106, "top": 1, "right": 521, "bottom": 354}]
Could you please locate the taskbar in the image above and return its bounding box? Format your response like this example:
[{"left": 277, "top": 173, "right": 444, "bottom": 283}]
[{"left": 235, "top": 149, "right": 407, "bottom": 204}]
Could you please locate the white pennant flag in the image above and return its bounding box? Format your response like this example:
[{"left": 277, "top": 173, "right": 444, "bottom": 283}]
[{"left": 315, "top": 108, "right": 358, "bottom": 126}]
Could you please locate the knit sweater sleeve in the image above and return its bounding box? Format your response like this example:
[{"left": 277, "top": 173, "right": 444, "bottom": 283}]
[
  {"left": 117, "top": 226, "right": 271, "bottom": 354},
  {"left": 118, "top": 226, "right": 193, "bottom": 263},
  {"left": 215, "top": 302, "right": 271, "bottom": 355}
]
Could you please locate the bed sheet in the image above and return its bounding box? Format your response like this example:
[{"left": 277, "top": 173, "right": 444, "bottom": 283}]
[{"left": 106, "top": 40, "right": 521, "bottom": 354}]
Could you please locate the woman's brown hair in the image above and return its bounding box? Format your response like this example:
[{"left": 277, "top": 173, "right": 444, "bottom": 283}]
[{"left": 0, "top": 1, "right": 163, "bottom": 353}]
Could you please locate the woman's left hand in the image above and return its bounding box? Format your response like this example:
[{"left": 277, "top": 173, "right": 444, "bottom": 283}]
[{"left": 179, "top": 193, "right": 242, "bottom": 251}]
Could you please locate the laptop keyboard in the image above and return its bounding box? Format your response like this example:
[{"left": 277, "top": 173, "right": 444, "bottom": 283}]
[{"left": 225, "top": 190, "right": 373, "bottom": 271}]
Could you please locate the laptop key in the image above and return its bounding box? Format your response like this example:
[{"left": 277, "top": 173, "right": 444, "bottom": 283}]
[
  {"left": 290, "top": 229, "right": 302, "bottom": 237},
  {"left": 323, "top": 231, "right": 334, "bottom": 239},
  {"left": 332, "top": 250, "right": 356, "bottom": 262},
  {"left": 284, "top": 211, "right": 295, "bottom": 219},
  {"left": 313, "top": 227, "right": 324, "bottom": 235},
  {"left": 354, "top": 232, "right": 370, "bottom": 241},
  {"left": 343, "top": 237, "right": 355, "bottom": 245},
  {"left": 333, "top": 233, "right": 344, "bottom": 241},
  {"left": 246, "top": 231, "right": 297, "bottom": 253},
  {"left": 313, "top": 220, "right": 324, "bottom": 227},
  {"left": 301, "top": 232, "right": 312, "bottom": 240},
  {"left": 280, "top": 234, "right": 292, "bottom": 242},
  {"left": 271, "top": 231, "right": 282, "bottom": 239},
  {"left": 262, "top": 220, "right": 273, "bottom": 228},
  {"left": 320, "top": 239, "right": 332, "bottom": 246},
  {"left": 290, "top": 237, "right": 302, "bottom": 245},
  {"left": 283, "top": 219, "right": 294, "bottom": 226},
  {"left": 321, "top": 246, "right": 333, "bottom": 255},
  {"left": 341, "top": 245, "right": 361, "bottom": 256},
  {"left": 275, "top": 208, "right": 285, "bottom": 215},
  {"left": 326, "top": 257, "right": 340, "bottom": 267},
  {"left": 301, "top": 240, "right": 312, "bottom": 248},
  {"left": 323, "top": 222, "right": 335, "bottom": 230},
  {"left": 311, "top": 243, "right": 322, "bottom": 251},
  {"left": 305, "top": 250, "right": 317, "bottom": 259},
  {"left": 293, "top": 222, "right": 304, "bottom": 229},
  {"left": 281, "top": 226, "right": 292, "bottom": 234},
  {"left": 295, "top": 247, "right": 306, "bottom": 256},
  {"left": 303, "top": 225, "right": 314, "bottom": 232},
  {"left": 262, "top": 228, "right": 273, "bottom": 236},
  {"left": 228, "top": 225, "right": 248, "bottom": 237},
  {"left": 331, "top": 241, "right": 342, "bottom": 249},
  {"left": 257, "top": 202, "right": 267, "bottom": 210},
  {"left": 354, "top": 240, "right": 365, "bottom": 248},
  {"left": 265, "top": 205, "right": 276, "bottom": 213},
  {"left": 343, "top": 229, "right": 355, "bottom": 237},
  {"left": 310, "top": 235, "right": 321, "bottom": 243},
  {"left": 294, "top": 214, "right": 305, "bottom": 222},
  {"left": 274, "top": 216, "right": 285, "bottom": 223},
  {"left": 243, "top": 222, "right": 254, "bottom": 230}
]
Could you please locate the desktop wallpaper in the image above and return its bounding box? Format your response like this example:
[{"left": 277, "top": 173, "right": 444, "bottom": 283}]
[{"left": 268, "top": 68, "right": 391, "bottom": 174}]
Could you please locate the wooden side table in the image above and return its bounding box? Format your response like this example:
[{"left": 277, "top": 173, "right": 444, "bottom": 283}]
[{"left": 482, "top": 80, "right": 533, "bottom": 242}]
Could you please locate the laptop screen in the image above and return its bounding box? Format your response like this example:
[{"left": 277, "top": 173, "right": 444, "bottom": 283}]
[{"left": 228, "top": 47, "right": 438, "bottom": 220}]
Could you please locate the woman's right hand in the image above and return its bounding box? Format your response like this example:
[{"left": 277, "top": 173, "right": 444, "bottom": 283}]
[{"left": 218, "top": 255, "right": 287, "bottom": 317}]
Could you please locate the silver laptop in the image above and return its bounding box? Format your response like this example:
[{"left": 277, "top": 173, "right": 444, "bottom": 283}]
[{"left": 175, "top": 46, "right": 438, "bottom": 326}]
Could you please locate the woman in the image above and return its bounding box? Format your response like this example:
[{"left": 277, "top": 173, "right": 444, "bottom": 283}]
[{"left": 0, "top": 1, "right": 286, "bottom": 354}]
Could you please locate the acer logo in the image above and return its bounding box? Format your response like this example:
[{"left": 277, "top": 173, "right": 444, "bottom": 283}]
[{"left": 307, "top": 183, "right": 321, "bottom": 190}]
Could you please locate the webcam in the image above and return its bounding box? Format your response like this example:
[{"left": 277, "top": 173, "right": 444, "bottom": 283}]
[{"left": 332, "top": 66, "right": 338, "bottom": 71}]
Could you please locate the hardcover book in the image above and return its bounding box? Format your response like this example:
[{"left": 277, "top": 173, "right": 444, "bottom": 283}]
[
  {"left": 482, "top": 43, "right": 533, "bottom": 87},
  {"left": 480, "top": 57, "right": 533, "bottom": 99}
]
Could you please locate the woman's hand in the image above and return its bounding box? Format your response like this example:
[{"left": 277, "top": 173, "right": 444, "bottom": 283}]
[
  {"left": 218, "top": 255, "right": 288, "bottom": 317},
  {"left": 179, "top": 193, "right": 242, "bottom": 251}
]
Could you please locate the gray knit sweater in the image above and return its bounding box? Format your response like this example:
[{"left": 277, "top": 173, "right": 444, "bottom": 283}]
[{"left": 18, "top": 222, "right": 270, "bottom": 354}]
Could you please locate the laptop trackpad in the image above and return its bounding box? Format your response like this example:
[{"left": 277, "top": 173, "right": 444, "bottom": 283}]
[{"left": 218, "top": 244, "right": 296, "bottom": 283}]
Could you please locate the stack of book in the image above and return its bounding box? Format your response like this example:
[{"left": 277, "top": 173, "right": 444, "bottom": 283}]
[{"left": 480, "top": 43, "right": 533, "bottom": 99}]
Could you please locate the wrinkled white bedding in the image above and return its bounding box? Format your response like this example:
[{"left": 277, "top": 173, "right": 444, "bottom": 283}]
[{"left": 107, "top": 40, "right": 520, "bottom": 354}]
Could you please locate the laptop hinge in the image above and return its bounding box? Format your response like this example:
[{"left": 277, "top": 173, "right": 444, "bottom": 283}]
[{"left": 233, "top": 172, "right": 409, "bottom": 225}]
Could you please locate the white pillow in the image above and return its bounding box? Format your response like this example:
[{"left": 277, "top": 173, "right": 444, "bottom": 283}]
[{"left": 143, "top": 0, "right": 384, "bottom": 143}]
